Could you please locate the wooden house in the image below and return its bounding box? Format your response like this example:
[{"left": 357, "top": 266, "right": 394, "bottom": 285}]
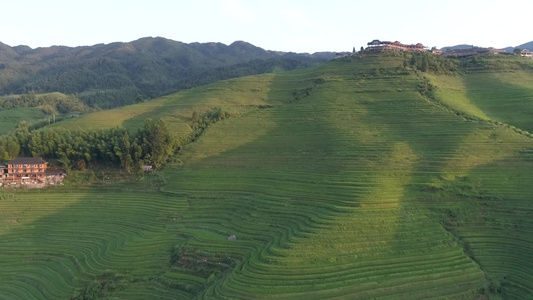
[
  {"left": 521, "top": 49, "right": 533, "bottom": 58},
  {"left": 5, "top": 157, "right": 48, "bottom": 184}
]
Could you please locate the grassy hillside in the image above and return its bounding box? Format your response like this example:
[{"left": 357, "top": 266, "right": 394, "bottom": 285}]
[
  {"left": 0, "top": 107, "right": 47, "bottom": 134},
  {"left": 429, "top": 71, "right": 533, "bottom": 132},
  {"left": 0, "top": 92, "right": 90, "bottom": 134},
  {"left": 1, "top": 54, "right": 533, "bottom": 299},
  {"left": 52, "top": 74, "right": 280, "bottom": 136}
]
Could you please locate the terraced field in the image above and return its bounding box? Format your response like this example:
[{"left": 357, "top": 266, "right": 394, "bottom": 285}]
[
  {"left": 1, "top": 55, "right": 533, "bottom": 299},
  {"left": 0, "top": 189, "right": 191, "bottom": 299},
  {"left": 0, "top": 107, "right": 47, "bottom": 134},
  {"left": 429, "top": 71, "right": 533, "bottom": 132}
]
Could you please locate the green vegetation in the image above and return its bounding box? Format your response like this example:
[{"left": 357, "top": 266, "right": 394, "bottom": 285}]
[
  {"left": 0, "top": 118, "right": 178, "bottom": 172},
  {"left": 0, "top": 38, "right": 332, "bottom": 109},
  {"left": 428, "top": 62, "right": 533, "bottom": 133},
  {"left": 405, "top": 51, "right": 458, "bottom": 73},
  {"left": 0, "top": 92, "right": 90, "bottom": 114},
  {"left": 1, "top": 54, "right": 533, "bottom": 299},
  {"left": 0, "top": 92, "right": 91, "bottom": 135},
  {"left": 0, "top": 107, "right": 47, "bottom": 134}
]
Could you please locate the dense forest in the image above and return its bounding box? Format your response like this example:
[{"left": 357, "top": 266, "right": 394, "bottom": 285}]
[
  {"left": 0, "top": 119, "right": 176, "bottom": 173},
  {"left": 0, "top": 107, "right": 228, "bottom": 173},
  {"left": 0, "top": 92, "right": 91, "bottom": 114},
  {"left": 0, "top": 37, "right": 336, "bottom": 109}
]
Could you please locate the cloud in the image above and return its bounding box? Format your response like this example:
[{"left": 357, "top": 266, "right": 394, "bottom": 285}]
[{"left": 222, "top": 0, "right": 255, "bottom": 22}]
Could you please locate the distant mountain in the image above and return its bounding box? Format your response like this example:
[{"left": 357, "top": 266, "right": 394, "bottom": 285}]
[
  {"left": 513, "top": 41, "right": 533, "bottom": 52},
  {"left": 496, "top": 41, "right": 532, "bottom": 53},
  {"left": 0, "top": 37, "right": 335, "bottom": 109},
  {"left": 442, "top": 41, "right": 533, "bottom": 53},
  {"left": 440, "top": 44, "right": 477, "bottom": 51}
]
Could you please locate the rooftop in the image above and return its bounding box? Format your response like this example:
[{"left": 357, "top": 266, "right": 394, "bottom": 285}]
[{"left": 45, "top": 169, "right": 66, "bottom": 175}]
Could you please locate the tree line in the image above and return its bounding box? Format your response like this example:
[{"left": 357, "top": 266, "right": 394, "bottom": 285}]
[
  {"left": 0, "top": 92, "right": 92, "bottom": 114},
  {"left": 404, "top": 52, "right": 458, "bottom": 73},
  {"left": 0, "top": 118, "right": 177, "bottom": 174},
  {"left": 0, "top": 107, "right": 229, "bottom": 173}
]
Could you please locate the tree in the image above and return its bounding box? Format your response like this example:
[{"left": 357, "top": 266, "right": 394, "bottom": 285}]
[
  {"left": 352, "top": 47, "right": 355, "bottom": 53},
  {"left": 513, "top": 48, "right": 522, "bottom": 55},
  {"left": 149, "top": 119, "right": 177, "bottom": 168},
  {"left": 140, "top": 118, "right": 178, "bottom": 168},
  {"left": 420, "top": 55, "right": 430, "bottom": 72},
  {"left": 120, "top": 131, "right": 133, "bottom": 173},
  {"left": 13, "top": 122, "right": 30, "bottom": 156},
  {"left": 135, "top": 94, "right": 144, "bottom": 103},
  {"left": 360, "top": 46, "right": 364, "bottom": 52},
  {"left": 191, "top": 111, "right": 199, "bottom": 124},
  {"left": 5, "top": 138, "right": 20, "bottom": 160}
]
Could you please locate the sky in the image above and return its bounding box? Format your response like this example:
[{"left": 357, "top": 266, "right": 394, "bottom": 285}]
[{"left": 1, "top": 0, "right": 531, "bottom": 53}]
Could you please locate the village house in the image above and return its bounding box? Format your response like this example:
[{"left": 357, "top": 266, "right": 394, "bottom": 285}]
[
  {"left": 365, "top": 40, "right": 427, "bottom": 52},
  {"left": 441, "top": 47, "right": 506, "bottom": 58},
  {"left": 5, "top": 157, "right": 47, "bottom": 184},
  {"left": 521, "top": 49, "right": 533, "bottom": 58},
  {"left": 1, "top": 157, "right": 66, "bottom": 187}
]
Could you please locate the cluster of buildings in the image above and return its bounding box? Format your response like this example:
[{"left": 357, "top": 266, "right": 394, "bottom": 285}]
[
  {"left": 521, "top": 49, "right": 533, "bottom": 58},
  {"left": 365, "top": 40, "right": 427, "bottom": 52},
  {"left": 337, "top": 40, "right": 530, "bottom": 60},
  {"left": 362, "top": 40, "right": 527, "bottom": 59},
  {"left": 0, "top": 157, "right": 65, "bottom": 188},
  {"left": 440, "top": 47, "right": 506, "bottom": 58}
]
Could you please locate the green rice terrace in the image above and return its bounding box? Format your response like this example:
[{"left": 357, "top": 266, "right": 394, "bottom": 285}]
[{"left": 1, "top": 54, "right": 533, "bottom": 299}]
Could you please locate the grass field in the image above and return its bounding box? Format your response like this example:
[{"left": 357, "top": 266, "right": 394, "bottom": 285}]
[
  {"left": 0, "top": 108, "right": 47, "bottom": 134},
  {"left": 0, "top": 91, "right": 90, "bottom": 134},
  {"left": 429, "top": 71, "right": 533, "bottom": 132},
  {"left": 1, "top": 55, "right": 533, "bottom": 299}
]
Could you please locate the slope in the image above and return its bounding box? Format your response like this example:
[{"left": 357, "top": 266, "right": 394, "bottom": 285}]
[
  {"left": 0, "top": 54, "right": 532, "bottom": 299},
  {"left": 429, "top": 69, "right": 533, "bottom": 133},
  {"left": 0, "top": 92, "right": 90, "bottom": 134},
  {"left": 0, "top": 108, "right": 46, "bottom": 134},
  {"left": 159, "top": 56, "right": 533, "bottom": 299}
]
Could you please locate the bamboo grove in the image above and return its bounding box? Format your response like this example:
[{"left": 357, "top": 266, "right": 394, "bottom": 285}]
[{"left": 0, "top": 118, "right": 177, "bottom": 173}]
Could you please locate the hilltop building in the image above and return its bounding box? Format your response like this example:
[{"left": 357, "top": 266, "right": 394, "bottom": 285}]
[
  {"left": 365, "top": 40, "right": 426, "bottom": 52},
  {"left": 0, "top": 157, "right": 65, "bottom": 187},
  {"left": 441, "top": 47, "right": 506, "bottom": 58},
  {"left": 521, "top": 49, "right": 533, "bottom": 58}
]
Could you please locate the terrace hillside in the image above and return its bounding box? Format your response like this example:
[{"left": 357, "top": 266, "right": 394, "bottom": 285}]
[{"left": 1, "top": 53, "right": 533, "bottom": 299}]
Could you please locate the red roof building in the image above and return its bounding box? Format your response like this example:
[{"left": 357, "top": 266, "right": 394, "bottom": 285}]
[{"left": 366, "top": 40, "right": 426, "bottom": 52}]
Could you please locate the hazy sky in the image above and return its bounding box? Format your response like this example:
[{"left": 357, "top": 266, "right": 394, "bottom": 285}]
[{"left": 1, "top": 0, "right": 530, "bottom": 53}]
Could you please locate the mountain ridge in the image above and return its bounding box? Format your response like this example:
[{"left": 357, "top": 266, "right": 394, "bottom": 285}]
[
  {"left": 0, "top": 37, "right": 335, "bottom": 109},
  {"left": 441, "top": 40, "right": 533, "bottom": 52}
]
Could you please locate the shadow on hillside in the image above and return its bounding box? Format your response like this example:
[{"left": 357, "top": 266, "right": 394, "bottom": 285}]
[
  {"left": 158, "top": 68, "right": 383, "bottom": 297},
  {"left": 3, "top": 62, "right": 519, "bottom": 299},
  {"left": 464, "top": 72, "right": 533, "bottom": 133},
  {"left": 0, "top": 188, "right": 191, "bottom": 299}
]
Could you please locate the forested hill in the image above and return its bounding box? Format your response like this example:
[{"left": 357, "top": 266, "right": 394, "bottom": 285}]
[{"left": 0, "top": 37, "right": 336, "bottom": 109}]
